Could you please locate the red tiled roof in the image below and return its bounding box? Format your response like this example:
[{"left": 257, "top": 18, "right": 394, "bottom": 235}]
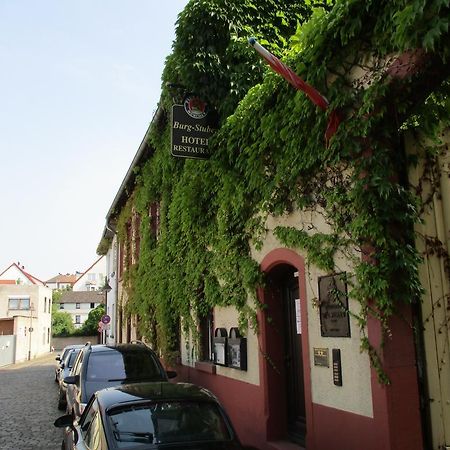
[
  {"left": 46, "top": 274, "right": 77, "bottom": 284},
  {"left": 59, "top": 290, "right": 105, "bottom": 304},
  {"left": 0, "top": 280, "right": 16, "bottom": 284},
  {"left": 0, "top": 262, "right": 44, "bottom": 285}
]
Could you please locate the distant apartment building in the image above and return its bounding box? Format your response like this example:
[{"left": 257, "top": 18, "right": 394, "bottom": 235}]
[
  {"left": 0, "top": 264, "right": 52, "bottom": 365},
  {"left": 45, "top": 273, "right": 77, "bottom": 290},
  {"left": 58, "top": 291, "right": 104, "bottom": 328},
  {"left": 72, "top": 256, "right": 106, "bottom": 292}
]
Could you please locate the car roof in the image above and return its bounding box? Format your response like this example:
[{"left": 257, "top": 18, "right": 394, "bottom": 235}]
[
  {"left": 96, "top": 382, "right": 218, "bottom": 411},
  {"left": 62, "top": 344, "right": 85, "bottom": 350},
  {"left": 87, "top": 343, "right": 157, "bottom": 354}
]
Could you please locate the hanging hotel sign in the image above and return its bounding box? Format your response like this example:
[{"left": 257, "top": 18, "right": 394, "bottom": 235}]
[{"left": 171, "top": 95, "right": 218, "bottom": 160}]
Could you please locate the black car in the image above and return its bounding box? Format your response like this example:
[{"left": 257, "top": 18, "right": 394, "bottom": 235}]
[
  {"left": 64, "top": 342, "right": 176, "bottom": 420},
  {"left": 55, "top": 382, "right": 244, "bottom": 449}
]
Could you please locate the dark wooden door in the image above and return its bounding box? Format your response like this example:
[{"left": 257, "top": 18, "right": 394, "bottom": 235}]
[{"left": 283, "top": 272, "right": 306, "bottom": 445}]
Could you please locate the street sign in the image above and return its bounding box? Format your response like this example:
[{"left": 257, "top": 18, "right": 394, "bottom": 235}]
[{"left": 101, "top": 314, "right": 111, "bottom": 325}]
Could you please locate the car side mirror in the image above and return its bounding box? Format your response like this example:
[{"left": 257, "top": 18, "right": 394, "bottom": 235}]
[
  {"left": 55, "top": 356, "right": 61, "bottom": 361},
  {"left": 54, "top": 414, "right": 79, "bottom": 444},
  {"left": 64, "top": 375, "right": 79, "bottom": 385},
  {"left": 60, "top": 362, "right": 65, "bottom": 369},
  {"left": 166, "top": 370, "right": 177, "bottom": 379},
  {"left": 54, "top": 414, "right": 73, "bottom": 428}
]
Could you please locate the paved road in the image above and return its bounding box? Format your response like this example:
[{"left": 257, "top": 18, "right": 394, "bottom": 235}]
[{"left": 0, "top": 352, "right": 64, "bottom": 449}]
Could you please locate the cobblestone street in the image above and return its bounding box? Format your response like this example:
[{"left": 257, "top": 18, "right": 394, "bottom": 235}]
[{"left": 0, "top": 352, "right": 64, "bottom": 450}]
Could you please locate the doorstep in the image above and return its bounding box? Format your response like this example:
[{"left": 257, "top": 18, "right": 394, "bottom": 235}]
[{"left": 267, "top": 440, "right": 305, "bottom": 450}]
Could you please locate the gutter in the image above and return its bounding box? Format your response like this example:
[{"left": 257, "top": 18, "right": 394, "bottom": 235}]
[
  {"left": 97, "top": 104, "right": 165, "bottom": 244},
  {"left": 105, "top": 104, "right": 164, "bottom": 221}
]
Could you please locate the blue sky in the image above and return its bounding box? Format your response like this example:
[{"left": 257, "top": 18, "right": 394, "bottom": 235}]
[{"left": 0, "top": 1, "right": 189, "bottom": 280}]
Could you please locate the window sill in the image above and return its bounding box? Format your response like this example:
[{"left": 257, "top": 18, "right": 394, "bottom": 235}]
[{"left": 194, "top": 361, "right": 216, "bottom": 375}]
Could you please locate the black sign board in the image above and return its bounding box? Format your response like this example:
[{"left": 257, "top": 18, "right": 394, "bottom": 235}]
[
  {"left": 171, "top": 97, "right": 218, "bottom": 160},
  {"left": 319, "top": 274, "right": 351, "bottom": 337}
]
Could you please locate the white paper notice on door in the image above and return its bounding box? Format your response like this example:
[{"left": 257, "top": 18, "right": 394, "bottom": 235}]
[{"left": 295, "top": 298, "right": 301, "bottom": 334}]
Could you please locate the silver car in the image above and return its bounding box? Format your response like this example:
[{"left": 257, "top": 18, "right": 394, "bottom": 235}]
[
  {"left": 57, "top": 347, "right": 82, "bottom": 410},
  {"left": 55, "top": 345, "right": 84, "bottom": 383}
]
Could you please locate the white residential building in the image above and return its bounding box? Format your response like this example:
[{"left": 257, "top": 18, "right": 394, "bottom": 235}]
[
  {"left": 58, "top": 291, "right": 104, "bottom": 328},
  {"left": 0, "top": 284, "right": 52, "bottom": 363},
  {"left": 45, "top": 273, "right": 77, "bottom": 290},
  {"left": 0, "top": 262, "right": 45, "bottom": 286},
  {"left": 73, "top": 256, "right": 106, "bottom": 292}
]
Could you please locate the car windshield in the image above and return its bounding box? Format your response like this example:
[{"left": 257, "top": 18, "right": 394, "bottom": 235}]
[
  {"left": 86, "top": 351, "right": 162, "bottom": 382},
  {"left": 107, "top": 401, "right": 231, "bottom": 447}
]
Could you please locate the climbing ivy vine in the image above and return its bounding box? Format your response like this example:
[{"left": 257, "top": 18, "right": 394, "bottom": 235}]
[{"left": 113, "top": 0, "right": 450, "bottom": 379}]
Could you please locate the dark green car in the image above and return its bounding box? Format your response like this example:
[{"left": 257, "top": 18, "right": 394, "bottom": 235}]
[{"left": 55, "top": 382, "right": 245, "bottom": 450}]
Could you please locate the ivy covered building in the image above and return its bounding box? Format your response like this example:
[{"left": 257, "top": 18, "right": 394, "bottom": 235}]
[{"left": 97, "top": 1, "right": 450, "bottom": 449}]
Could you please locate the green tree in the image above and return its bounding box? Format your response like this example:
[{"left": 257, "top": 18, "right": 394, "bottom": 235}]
[
  {"left": 52, "top": 311, "right": 75, "bottom": 336},
  {"left": 81, "top": 304, "right": 106, "bottom": 335}
]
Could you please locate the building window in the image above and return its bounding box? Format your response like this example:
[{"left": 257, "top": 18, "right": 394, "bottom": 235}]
[
  {"left": 87, "top": 273, "right": 96, "bottom": 282},
  {"left": 133, "top": 211, "right": 141, "bottom": 264},
  {"left": 76, "top": 303, "right": 80, "bottom": 309},
  {"left": 90, "top": 302, "right": 95, "bottom": 309},
  {"left": 119, "top": 242, "right": 125, "bottom": 279},
  {"left": 8, "top": 297, "right": 30, "bottom": 310},
  {"left": 199, "top": 309, "right": 214, "bottom": 362},
  {"left": 44, "top": 297, "right": 47, "bottom": 313},
  {"left": 149, "top": 202, "right": 161, "bottom": 240},
  {"left": 75, "top": 315, "right": 81, "bottom": 324}
]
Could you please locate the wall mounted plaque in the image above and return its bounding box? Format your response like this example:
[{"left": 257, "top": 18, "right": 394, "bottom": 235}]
[
  {"left": 313, "top": 347, "right": 329, "bottom": 367},
  {"left": 319, "top": 273, "right": 351, "bottom": 337}
]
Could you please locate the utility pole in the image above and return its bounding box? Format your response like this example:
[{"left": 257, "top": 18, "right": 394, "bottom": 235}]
[{"left": 28, "top": 303, "right": 34, "bottom": 360}]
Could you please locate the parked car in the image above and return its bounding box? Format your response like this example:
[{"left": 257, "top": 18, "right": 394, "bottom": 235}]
[
  {"left": 55, "top": 345, "right": 84, "bottom": 383},
  {"left": 64, "top": 342, "right": 176, "bottom": 420},
  {"left": 58, "top": 347, "right": 82, "bottom": 410},
  {"left": 55, "top": 381, "right": 244, "bottom": 449}
]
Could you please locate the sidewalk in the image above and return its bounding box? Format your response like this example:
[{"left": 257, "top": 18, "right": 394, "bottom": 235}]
[{"left": 0, "top": 351, "right": 57, "bottom": 370}]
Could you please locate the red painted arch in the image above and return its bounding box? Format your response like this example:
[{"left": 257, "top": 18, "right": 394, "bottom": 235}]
[{"left": 258, "top": 248, "right": 313, "bottom": 448}]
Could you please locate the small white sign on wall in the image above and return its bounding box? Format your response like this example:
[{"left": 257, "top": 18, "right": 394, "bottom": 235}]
[{"left": 295, "top": 298, "right": 301, "bottom": 334}]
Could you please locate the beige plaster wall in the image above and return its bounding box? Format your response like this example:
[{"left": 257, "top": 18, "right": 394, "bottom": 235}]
[
  {"left": 181, "top": 208, "right": 373, "bottom": 417},
  {"left": 407, "top": 131, "right": 450, "bottom": 447},
  {"left": 212, "top": 306, "right": 260, "bottom": 385},
  {"left": 179, "top": 307, "right": 260, "bottom": 385},
  {"left": 251, "top": 210, "right": 374, "bottom": 418}
]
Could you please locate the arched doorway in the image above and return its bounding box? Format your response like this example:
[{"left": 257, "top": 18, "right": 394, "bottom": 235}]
[{"left": 259, "top": 249, "right": 311, "bottom": 447}]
